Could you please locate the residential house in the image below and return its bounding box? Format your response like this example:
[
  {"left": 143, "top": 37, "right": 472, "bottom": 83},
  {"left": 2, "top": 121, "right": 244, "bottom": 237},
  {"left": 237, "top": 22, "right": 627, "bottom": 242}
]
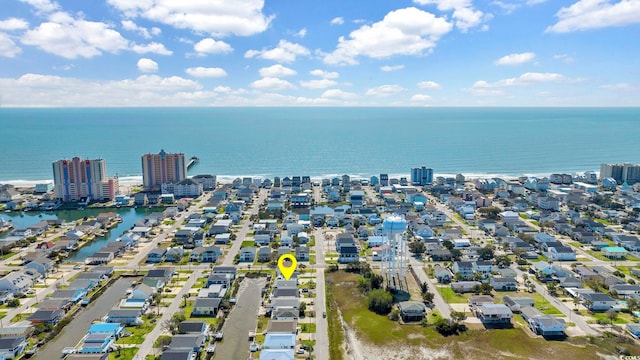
[
  {"left": 295, "top": 246, "right": 310, "bottom": 262},
  {"left": 239, "top": 247, "right": 256, "bottom": 262},
  {"left": 191, "top": 298, "right": 221, "bottom": 316},
  {"left": 490, "top": 277, "right": 518, "bottom": 291},
  {"left": 338, "top": 245, "right": 359, "bottom": 263},
  {"left": 105, "top": 309, "right": 143, "bottom": 326},
  {"left": 451, "top": 281, "right": 481, "bottom": 293},
  {"left": 256, "top": 247, "right": 273, "bottom": 263},
  {"left": 520, "top": 306, "right": 565, "bottom": 337},
  {"left": 214, "top": 233, "right": 231, "bottom": 245},
  {"left": 201, "top": 246, "right": 222, "bottom": 263},
  {"left": 473, "top": 260, "right": 493, "bottom": 278},
  {"left": 0, "top": 271, "right": 33, "bottom": 295},
  {"left": 266, "top": 320, "right": 297, "bottom": 335},
  {"left": 474, "top": 304, "right": 513, "bottom": 324},
  {"left": 165, "top": 248, "right": 185, "bottom": 263},
  {"left": 610, "top": 284, "right": 640, "bottom": 297},
  {"left": 263, "top": 333, "right": 296, "bottom": 350},
  {"left": 434, "top": 264, "right": 452, "bottom": 284},
  {"left": 581, "top": 293, "right": 616, "bottom": 311},
  {"left": 397, "top": 301, "right": 427, "bottom": 322},
  {"left": 452, "top": 261, "right": 474, "bottom": 278},
  {"left": 503, "top": 296, "right": 534, "bottom": 313},
  {"left": 602, "top": 247, "right": 628, "bottom": 259},
  {"left": 178, "top": 321, "right": 209, "bottom": 335},
  {"left": 0, "top": 336, "right": 28, "bottom": 359},
  {"left": 25, "top": 256, "right": 53, "bottom": 277},
  {"left": 547, "top": 246, "right": 577, "bottom": 261},
  {"left": 27, "top": 309, "right": 65, "bottom": 325},
  {"left": 146, "top": 247, "right": 167, "bottom": 263}
]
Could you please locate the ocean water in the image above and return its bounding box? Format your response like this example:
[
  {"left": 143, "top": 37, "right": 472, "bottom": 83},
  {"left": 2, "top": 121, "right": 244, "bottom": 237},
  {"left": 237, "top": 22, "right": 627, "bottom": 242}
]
[{"left": 0, "top": 107, "right": 638, "bottom": 182}]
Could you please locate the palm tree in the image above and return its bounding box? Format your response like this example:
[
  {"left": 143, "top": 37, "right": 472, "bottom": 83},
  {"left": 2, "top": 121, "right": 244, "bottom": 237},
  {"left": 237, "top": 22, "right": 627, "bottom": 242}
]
[{"left": 182, "top": 293, "right": 189, "bottom": 308}]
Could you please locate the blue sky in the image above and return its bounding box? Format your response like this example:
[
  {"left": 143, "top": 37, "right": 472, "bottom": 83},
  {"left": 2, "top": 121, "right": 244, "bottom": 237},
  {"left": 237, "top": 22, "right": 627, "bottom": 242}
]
[{"left": 0, "top": 0, "right": 639, "bottom": 106}]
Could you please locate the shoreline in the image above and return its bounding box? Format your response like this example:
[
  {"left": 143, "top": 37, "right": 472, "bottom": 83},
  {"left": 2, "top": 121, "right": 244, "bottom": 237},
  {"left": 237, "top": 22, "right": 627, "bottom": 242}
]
[{"left": 0, "top": 169, "right": 601, "bottom": 188}]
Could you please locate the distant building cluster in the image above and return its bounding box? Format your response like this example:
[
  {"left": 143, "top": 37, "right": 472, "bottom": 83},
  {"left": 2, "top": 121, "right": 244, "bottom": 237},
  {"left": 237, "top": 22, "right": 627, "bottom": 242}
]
[
  {"left": 600, "top": 163, "right": 640, "bottom": 185},
  {"left": 52, "top": 157, "right": 118, "bottom": 202}
]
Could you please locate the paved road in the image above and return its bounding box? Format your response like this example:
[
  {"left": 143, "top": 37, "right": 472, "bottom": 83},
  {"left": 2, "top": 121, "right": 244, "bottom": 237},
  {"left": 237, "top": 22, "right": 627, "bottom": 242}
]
[
  {"left": 36, "top": 276, "right": 136, "bottom": 359},
  {"left": 408, "top": 256, "right": 451, "bottom": 319},
  {"left": 511, "top": 264, "right": 599, "bottom": 336},
  {"left": 223, "top": 189, "right": 267, "bottom": 266},
  {"left": 136, "top": 269, "right": 201, "bottom": 358},
  {"left": 217, "top": 278, "right": 266, "bottom": 359},
  {"left": 313, "top": 224, "right": 329, "bottom": 360}
]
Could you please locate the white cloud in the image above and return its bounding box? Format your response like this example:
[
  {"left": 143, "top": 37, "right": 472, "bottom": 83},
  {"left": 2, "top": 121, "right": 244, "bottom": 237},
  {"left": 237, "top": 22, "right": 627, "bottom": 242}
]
[
  {"left": 107, "top": 0, "right": 273, "bottom": 37},
  {"left": 310, "top": 69, "right": 339, "bottom": 79},
  {"left": 137, "top": 58, "right": 158, "bottom": 73},
  {"left": 554, "top": 53, "right": 575, "bottom": 63},
  {"left": 413, "top": 0, "right": 489, "bottom": 32},
  {"left": 491, "top": 1, "right": 520, "bottom": 14},
  {"left": 0, "top": 33, "right": 22, "bottom": 58},
  {"left": 295, "top": 28, "right": 307, "bottom": 38},
  {"left": 330, "top": 17, "right": 344, "bottom": 25},
  {"left": 259, "top": 64, "right": 297, "bottom": 78},
  {"left": 410, "top": 94, "right": 432, "bottom": 102},
  {"left": 495, "top": 52, "right": 536, "bottom": 65},
  {"left": 468, "top": 72, "right": 571, "bottom": 95},
  {"left": 381, "top": 65, "right": 405, "bottom": 71},
  {"left": 131, "top": 42, "right": 173, "bottom": 55},
  {"left": 185, "top": 67, "right": 227, "bottom": 78},
  {"left": 250, "top": 77, "right": 296, "bottom": 91},
  {"left": 300, "top": 79, "right": 338, "bottom": 89},
  {"left": 0, "top": 73, "right": 206, "bottom": 106},
  {"left": 527, "top": 0, "right": 548, "bottom": 4},
  {"left": 19, "top": 0, "right": 60, "bottom": 13},
  {"left": 0, "top": 18, "right": 29, "bottom": 31},
  {"left": 365, "top": 84, "right": 405, "bottom": 97},
  {"left": 323, "top": 7, "right": 452, "bottom": 65},
  {"left": 193, "top": 38, "right": 233, "bottom": 55},
  {"left": 245, "top": 39, "right": 310, "bottom": 62},
  {"left": 601, "top": 83, "right": 636, "bottom": 90},
  {"left": 21, "top": 13, "right": 130, "bottom": 59},
  {"left": 321, "top": 89, "right": 358, "bottom": 99},
  {"left": 151, "top": 27, "right": 161, "bottom": 36},
  {"left": 547, "top": 0, "right": 640, "bottom": 33},
  {"left": 121, "top": 20, "right": 152, "bottom": 39},
  {"left": 417, "top": 81, "right": 442, "bottom": 89}
]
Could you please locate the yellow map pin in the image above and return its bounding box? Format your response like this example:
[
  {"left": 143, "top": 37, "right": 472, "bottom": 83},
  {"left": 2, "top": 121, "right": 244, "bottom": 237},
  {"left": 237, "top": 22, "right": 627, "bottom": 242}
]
[{"left": 277, "top": 254, "right": 297, "bottom": 280}]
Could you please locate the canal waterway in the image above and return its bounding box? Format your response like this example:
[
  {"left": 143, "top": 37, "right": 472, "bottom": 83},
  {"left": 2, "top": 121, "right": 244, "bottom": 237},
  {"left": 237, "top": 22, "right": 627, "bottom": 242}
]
[
  {"left": 216, "top": 277, "right": 266, "bottom": 359},
  {"left": 35, "top": 276, "right": 139, "bottom": 360},
  {"left": 0, "top": 207, "right": 162, "bottom": 262}
]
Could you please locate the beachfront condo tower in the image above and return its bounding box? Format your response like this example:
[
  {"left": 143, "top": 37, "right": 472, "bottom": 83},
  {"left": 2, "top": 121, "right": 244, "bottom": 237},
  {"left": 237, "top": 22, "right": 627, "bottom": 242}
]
[
  {"left": 411, "top": 166, "right": 434, "bottom": 186},
  {"left": 52, "top": 157, "right": 118, "bottom": 202},
  {"left": 142, "top": 149, "right": 187, "bottom": 191}
]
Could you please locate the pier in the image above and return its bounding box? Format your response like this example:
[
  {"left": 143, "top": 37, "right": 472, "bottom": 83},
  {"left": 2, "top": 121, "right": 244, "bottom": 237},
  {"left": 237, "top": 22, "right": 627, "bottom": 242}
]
[{"left": 187, "top": 156, "right": 199, "bottom": 169}]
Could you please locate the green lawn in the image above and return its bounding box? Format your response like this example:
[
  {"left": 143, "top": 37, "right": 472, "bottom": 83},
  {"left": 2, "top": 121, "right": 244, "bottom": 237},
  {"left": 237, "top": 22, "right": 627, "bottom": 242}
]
[
  {"left": 589, "top": 311, "right": 633, "bottom": 325},
  {"left": 122, "top": 317, "right": 157, "bottom": 344},
  {"left": 530, "top": 292, "right": 563, "bottom": 315},
  {"left": 241, "top": 240, "right": 255, "bottom": 248},
  {"left": 109, "top": 347, "right": 138, "bottom": 360},
  {"left": 300, "top": 323, "right": 316, "bottom": 333},
  {"left": 437, "top": 286, "right": 468, "bottom": 304},
  {"left": 327, "top": 270, "right": 639, "bottom": 360}
]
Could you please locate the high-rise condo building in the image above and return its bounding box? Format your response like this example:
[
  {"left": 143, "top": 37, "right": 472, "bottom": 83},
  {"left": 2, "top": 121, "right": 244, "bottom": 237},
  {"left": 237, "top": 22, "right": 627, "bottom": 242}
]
[
  {"left": 52, "top": 157, "right": 118, "bottom": 202},
  {"left": 142, "top": 149, "right": 187, "bottom": 191},
  {"left": 600, "top": 163, "right": 640, "bottom": 184},
  {"left": 410, "top": 166, "right": 434, "bottom": 186}
]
